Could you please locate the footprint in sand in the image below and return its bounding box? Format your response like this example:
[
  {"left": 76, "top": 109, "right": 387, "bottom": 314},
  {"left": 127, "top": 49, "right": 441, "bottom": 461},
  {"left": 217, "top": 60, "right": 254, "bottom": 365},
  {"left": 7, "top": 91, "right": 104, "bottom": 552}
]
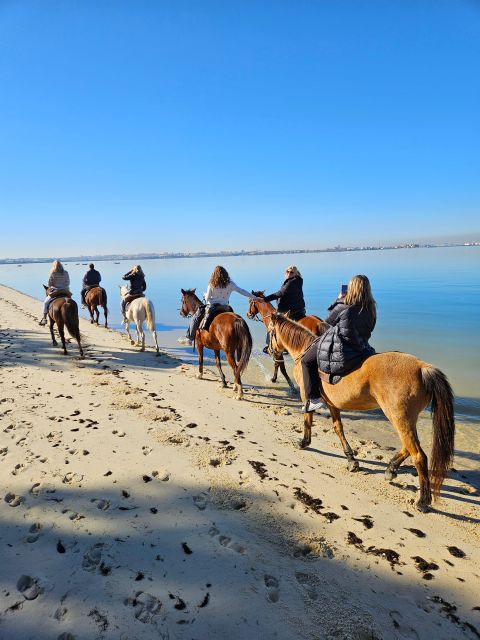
[
  {"left": 193, "top": 494, "right": 208, "bottom": 510},
  {"left": 124, "top": 591, "right": 162, "bottom": 624},
  {"left": 25, "top": 522, "right": 43, "bottom": 543},
  {"left": 389, "top": 610, "right": 420, "bottom": 639},
  {"left": 5, "top": 492, "right": 23, "bottom": 507},
  {"left": 12, "top": 463, "right": 26, "bottom": 476},
  {"left": 54, "top": 606, "right": 68, "bottom": 621},
  {"left": 208, "top": 525, "right": 245, "bottom": 554},
  {"left": 142, "top": 446, "right": 152, "bottom": 456},
  {"left": 17, "top": 575, "right": 42, "bottom": 600},
  {"left": 92, "top": 499, "right": 110, "bottom": 511},
  {"left": 0, "top": 446, "right": 8, "bottom": 457},
  {"left": 295, "top": 572, "right": 319, "bottom": 601},
  {"left": 264, "top": 575, "right": 280, "bottom": 603},
  {"left": 112, "top": 430, "right": 126, "bottom": 438},
  {"left": 152, "top": 469, "right": 170, "bottom": 481},
  {"left": 62, "top": 472, "right": 83, "bottom": 484},
  {"left": 82, "top": 543, "right": 111, "bottom": 575}
]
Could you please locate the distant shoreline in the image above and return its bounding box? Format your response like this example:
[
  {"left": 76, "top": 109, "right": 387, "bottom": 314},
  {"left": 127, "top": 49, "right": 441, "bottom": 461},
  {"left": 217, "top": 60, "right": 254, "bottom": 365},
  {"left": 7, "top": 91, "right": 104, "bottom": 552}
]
[{"left": 1, "top": 242, "right": 479, "bottom": 265}]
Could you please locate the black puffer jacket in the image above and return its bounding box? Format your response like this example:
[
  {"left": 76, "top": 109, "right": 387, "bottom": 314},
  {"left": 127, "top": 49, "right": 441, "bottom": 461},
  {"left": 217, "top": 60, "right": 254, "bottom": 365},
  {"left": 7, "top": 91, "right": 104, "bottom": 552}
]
[
  {"left": 317, "top": 301, "right": 375, "bottom": 378},
  {"left": 123, "top": 270, "right": 146, "bottom": 295},
  {"left": 264, "top": 275, "right": 305, "bottom": 314}
]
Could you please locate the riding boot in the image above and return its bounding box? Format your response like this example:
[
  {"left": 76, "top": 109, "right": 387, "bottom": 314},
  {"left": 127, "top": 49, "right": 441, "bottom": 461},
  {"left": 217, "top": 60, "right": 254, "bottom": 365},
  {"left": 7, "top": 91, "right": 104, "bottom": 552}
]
[
  {"left": 39, "top": 315, "right": 47, "bottom": 326},
  {"left": 121, "top": 299, "right": 127, "bottom": 323}
]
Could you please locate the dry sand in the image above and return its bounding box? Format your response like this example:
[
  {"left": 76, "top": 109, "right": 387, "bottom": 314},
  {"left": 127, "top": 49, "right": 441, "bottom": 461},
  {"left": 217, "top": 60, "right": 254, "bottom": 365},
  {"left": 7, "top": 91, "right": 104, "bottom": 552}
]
[{"left": 0, "top": 283, "right": 479, "bottom": 640}]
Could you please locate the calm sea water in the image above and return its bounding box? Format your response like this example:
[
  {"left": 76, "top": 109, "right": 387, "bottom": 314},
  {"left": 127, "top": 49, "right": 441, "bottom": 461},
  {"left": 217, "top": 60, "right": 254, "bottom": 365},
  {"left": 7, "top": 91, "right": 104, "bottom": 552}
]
[{"left": 1, "top": 246, "right": 479, "bottom": 422}]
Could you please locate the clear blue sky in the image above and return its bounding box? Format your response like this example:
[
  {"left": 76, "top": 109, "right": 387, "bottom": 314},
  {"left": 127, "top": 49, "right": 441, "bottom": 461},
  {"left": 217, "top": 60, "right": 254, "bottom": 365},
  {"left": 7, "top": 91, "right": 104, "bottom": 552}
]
[{"left": 0, "top": 0, "right": 479, "bottom": 257}]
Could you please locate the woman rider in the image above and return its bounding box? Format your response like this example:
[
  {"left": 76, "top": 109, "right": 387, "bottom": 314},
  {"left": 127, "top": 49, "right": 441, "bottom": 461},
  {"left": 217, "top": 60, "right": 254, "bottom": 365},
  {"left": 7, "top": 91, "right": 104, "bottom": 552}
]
[
  {"left": 39, "top": 260, "right": 71, "bottom": 325},
  {"left": 262, "top": 265, "right": 306, "bottom": 353},
  {"left": 300, "top": 274, "right": 376, "bottom": 412},
  {"left": 121, "top": 265, "right": 146, "bottom": 321},
  {"left": 178, "top": 265, "right": 257, "bottom": 346}
]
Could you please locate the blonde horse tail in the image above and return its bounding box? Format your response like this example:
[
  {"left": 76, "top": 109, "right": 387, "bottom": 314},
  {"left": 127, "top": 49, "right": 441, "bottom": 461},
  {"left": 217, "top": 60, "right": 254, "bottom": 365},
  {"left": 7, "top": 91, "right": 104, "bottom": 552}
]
[
  {"left": 233, "top": 316, "right": 252, "bottom": 376},
  {"left": 422, "top": 365, "right": 455, "bottom": 499},
  {"left": 145, "top": 299, "right": 155, "bottom": 332}
]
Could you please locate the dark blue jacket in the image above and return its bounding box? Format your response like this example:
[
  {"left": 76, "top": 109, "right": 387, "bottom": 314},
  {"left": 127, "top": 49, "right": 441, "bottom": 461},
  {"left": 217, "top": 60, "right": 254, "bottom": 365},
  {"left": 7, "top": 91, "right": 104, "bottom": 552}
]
[
  {"left": 123, "top": 270, "right": 146, "bottom": 295},
  {"left": 317, "top": 301, "right": 375, "bottom": 377}
]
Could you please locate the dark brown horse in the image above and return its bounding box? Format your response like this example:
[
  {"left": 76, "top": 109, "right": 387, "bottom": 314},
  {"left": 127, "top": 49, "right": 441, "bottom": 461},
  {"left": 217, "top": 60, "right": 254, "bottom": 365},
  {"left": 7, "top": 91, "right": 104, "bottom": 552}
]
[
  {"left": 268, "top": 312, "right": 455, "bottom": 511},
  {"left": 247, "top": 292, "right": 327, "bottom": 392},
  {"left": 42, "top": 285, "right": 84, "bottom": 358},
  {"left": 85, "top": 286, "right": 108, "bottom": 327},
  {"left": 180, "top": 288, "right": 252, "bottom": 400}
]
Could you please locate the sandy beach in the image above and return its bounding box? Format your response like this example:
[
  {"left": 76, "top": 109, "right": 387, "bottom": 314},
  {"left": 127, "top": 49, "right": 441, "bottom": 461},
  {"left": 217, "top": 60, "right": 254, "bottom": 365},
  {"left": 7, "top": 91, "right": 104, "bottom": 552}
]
[{"left": 0, "top": 283, "right": 479, "bottom": 640}]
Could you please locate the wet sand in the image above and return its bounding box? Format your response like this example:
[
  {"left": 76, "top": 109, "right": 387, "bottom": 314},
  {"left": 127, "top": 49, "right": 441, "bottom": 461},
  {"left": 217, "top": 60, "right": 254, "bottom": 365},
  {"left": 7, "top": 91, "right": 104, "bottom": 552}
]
[{"left": 1, "top": 283, "right": 479, "bottom": 640}]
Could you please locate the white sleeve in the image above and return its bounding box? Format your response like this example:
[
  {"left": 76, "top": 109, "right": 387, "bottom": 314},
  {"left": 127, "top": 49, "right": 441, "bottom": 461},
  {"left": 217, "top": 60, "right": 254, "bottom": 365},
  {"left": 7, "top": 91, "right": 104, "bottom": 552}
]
[
  {"left": 230, "top": 281, "right": 253, "bottom": 298},
  {"left": 204, "top": 285, "right": 212, "bottom": 303}
]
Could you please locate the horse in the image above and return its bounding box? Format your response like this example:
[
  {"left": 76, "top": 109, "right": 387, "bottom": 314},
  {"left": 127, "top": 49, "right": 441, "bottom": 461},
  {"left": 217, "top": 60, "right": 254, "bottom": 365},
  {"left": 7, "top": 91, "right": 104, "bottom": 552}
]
[
  {"left": 119, "top": 286, "right": 159, "bottom": 355},
  {"left": 42, "top": 285, "right": 84, "bottom": 358},
  {"left": 247, "top": 292, "right": 327, "bottom": 392},
  {"left": 268, "top": 312, "right": 455, "bottom": 512},
  {"left": 85, "top": 286, "right": 108, "bottom": 327},
  {"left": 180, "top": 288, "right": 252, "bottom": 400}
]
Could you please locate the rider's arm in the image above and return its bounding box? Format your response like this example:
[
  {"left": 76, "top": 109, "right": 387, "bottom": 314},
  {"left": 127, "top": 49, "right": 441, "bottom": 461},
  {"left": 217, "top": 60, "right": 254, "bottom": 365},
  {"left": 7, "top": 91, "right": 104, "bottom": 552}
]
[
  {"left": 122, "top": 271, "right": 132, "bottom": 281},
  {"left": 230, "top": 281, "right": 255, "bottom": 298},
  {"left": 204, "top": 285, "right": 213, "bottom": 304},
  {"left": 264, "top": 282, "right": 286, "bottom": 302}
]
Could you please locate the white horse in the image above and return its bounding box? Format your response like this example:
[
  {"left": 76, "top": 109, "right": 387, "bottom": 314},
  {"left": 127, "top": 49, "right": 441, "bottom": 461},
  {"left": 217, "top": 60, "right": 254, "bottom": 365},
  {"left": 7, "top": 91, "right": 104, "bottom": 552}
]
[{"left": 119, "top": 286, "right": 159, "bottom": 354}]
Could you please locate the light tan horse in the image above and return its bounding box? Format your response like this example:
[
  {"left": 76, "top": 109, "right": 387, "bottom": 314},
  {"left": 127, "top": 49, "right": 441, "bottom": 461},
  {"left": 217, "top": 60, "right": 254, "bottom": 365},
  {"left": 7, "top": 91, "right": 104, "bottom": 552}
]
[
  {"left": 119, "top": 286, "right": 159, "bottom": 354},
  {"left": 268, "top": 313, "right": 455, "bottom": 512},
  {"left": 247, "top": 292, "right": 327, "bottom": 392}
]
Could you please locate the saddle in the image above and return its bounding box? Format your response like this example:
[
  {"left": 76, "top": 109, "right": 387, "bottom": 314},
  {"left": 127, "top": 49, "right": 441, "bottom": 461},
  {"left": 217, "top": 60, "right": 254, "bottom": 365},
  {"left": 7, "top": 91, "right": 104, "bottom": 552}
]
[
  {"left": 49, "top": 289, "right": 72, "bottom": 300},
  {"left": 200, "top": 303, "right": 233, "bottom": 332},
  {"left": 124, "top": 292, "right": 145, "bottom": 310}
]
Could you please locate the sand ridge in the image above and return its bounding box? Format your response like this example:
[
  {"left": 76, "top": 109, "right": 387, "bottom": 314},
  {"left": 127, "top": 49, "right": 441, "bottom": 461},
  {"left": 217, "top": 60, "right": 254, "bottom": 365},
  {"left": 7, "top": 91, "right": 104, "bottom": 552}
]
[{"left": 1, "top": 284, "right": 479, "bottom": 640}]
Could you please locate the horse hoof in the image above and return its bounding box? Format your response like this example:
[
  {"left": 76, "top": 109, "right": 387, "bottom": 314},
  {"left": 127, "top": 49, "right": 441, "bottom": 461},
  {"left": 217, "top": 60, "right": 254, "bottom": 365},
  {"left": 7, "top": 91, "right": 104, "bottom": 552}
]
[
  {"left": 90, "top": 320, "right": 94, "bottom": 324},
  {"left": 196, "top": 373, "right": 203, "bottom": 379},
  {"left": 384, "top": 469, "right": 397, "bottom": 481},
  {"left": 347, "top": 459, "right": 360, "bottom": 472},
  {"left": 270, "top": 378, "right": 277, "bottom": 383},
  {"left": 130, "top": 340, "right": 135, "bottom": 345},
  {"left": 299, "top": 439, "right": 310, "bottom": 449},
  {"left": 155, "top": 352, "right": 160, "bottom": 357},
  {"left": 415, "top": 500, "right": 431, "bottom": 513}
]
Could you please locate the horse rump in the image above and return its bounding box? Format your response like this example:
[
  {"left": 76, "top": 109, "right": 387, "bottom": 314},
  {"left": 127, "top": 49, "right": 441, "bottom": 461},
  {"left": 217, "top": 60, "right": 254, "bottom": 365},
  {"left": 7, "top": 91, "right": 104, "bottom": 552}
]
[
  {"left": 422, "top": 365, "right": 455, "bottom": 498},
  {"left": 62, "top": 299, "right": 82, "bottom": 343}
]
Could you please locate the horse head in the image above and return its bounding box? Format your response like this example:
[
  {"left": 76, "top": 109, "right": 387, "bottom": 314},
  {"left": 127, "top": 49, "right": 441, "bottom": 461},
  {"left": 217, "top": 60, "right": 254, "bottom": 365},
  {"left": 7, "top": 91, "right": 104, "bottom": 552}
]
[
  {"left": 180, "top": 288, "right": 198, "bottom": 317},
  {"left": 247, "top": 290, "right": 265, "bottom": 319},
  {"left": 119, "top": 285, "right": 129, "bottom": 299}
]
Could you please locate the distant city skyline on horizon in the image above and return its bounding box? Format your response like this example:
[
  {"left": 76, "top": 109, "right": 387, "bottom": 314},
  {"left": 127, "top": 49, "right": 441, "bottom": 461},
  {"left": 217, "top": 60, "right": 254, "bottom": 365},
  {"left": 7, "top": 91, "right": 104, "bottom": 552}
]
[{"left": 1, "top": 2, "right": 478, "bottom": 258}]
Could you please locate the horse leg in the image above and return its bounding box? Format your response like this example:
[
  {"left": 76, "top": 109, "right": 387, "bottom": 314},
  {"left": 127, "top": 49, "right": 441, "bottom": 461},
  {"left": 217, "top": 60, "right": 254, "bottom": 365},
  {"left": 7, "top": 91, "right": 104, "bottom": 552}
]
[
  {"left": 278, "top": 356, "right": 296, "bottom": 393},
  {"left": 125, "top": 320, "right": 135, "bottom": 345},
  {"left": 152, "top": 330, "right": 160, "bottom": 355},
  {"left": 197, "top": 336, "right": 204, "bottom": 379},
  {"left": 49, "top": 317, "right": 58, "bottom": 346},
  {"left": 57, "top": 318, "right": 68, "bottom": 355},
  {"left": 384, "top": 447, "right": 410, "bottom": 481},
  {"left": 300, "top": 410, "right": 313, "bottom": 448},
  {"left": 103, "top": 305, "right": 108, "bottom": 328},
  {"left": 137, "top": 323, "right": 145, "bottom": 351},
  {"left": 393, "top": 420, "right": 431, "bottom": 511},
  {"left": 225, "top": 350, "right": 242, "bottom": 399},
  {"left": 88, "top": 305, "right": 95, "bottom": 324},
  {"left": 271, "top": 359, "right": 279, "bottom": 382},
  {"left": 329, "top": 406, "right": 359, "bottom": 472},
  {"left": 214, "top": 350, "right": 227, "bottom": 387},
  {"left": 95, "top": 306, "right": 99, "bottom": 325}
]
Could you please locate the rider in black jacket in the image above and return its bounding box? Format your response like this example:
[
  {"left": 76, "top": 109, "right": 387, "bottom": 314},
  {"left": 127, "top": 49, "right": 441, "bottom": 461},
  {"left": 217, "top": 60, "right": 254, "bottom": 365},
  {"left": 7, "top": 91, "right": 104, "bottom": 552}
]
[
  {"left": 81, "top": 263, "right": 102, "bottom": 306},
  {"left": 263, "top": 266, "right": 306, "bottom": 353},
  {"left": 121, "top": 265, "right": 146, "bottom": 320},
  {"left": 300, "top": 275, "right": 376, "bottom": 412}
]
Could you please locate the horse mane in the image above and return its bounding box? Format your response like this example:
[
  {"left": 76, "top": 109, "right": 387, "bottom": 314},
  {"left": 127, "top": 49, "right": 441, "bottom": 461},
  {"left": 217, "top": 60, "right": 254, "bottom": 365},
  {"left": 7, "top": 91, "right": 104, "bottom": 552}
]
[
  {"left": 272, "top": 313, "right": 317, "bottom": 351},
  {"left": 185, "top": 289, "right": 202, "bottom": 304}
]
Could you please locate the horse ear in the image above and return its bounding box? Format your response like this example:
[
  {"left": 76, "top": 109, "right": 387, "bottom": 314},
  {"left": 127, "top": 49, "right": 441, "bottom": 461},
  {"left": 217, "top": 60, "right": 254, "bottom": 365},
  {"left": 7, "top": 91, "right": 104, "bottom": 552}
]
[
  {"left": 181, "top": 288, "right": 185, "bottom": 294},
  {"left": 192, "top": 288, "right": 196, "bottom": 293}
]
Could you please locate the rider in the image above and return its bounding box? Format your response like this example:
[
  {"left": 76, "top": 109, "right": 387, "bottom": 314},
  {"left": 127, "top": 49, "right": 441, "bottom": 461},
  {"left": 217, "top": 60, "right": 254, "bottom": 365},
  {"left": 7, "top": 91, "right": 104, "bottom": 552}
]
[
  {"left": 300, "top": 275, "right": 376, "bottom": 412},
  {"left": 262, "top": 265, "right": 306, "bottom": 353},
  {"left": 121, "top": 265, "right": 146, "bottom": 321},
  {"left": 178, "top": 265, "right": 256, "bottom": 346},
  {"left": 39, "top": 260, "right": 71, "bottom": 325},
  {"left": 81, "top": 263, "right": 102, "bottom": 308}
]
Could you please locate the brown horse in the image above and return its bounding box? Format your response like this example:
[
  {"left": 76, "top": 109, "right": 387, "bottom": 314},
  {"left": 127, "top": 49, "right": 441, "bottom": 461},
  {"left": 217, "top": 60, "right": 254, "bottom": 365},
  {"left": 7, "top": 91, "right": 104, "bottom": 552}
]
[
  {"left": 268, "top": 312, "right": 455, "bottom": 511},
  {"left": 42, "top": 285, "right": 84, "bottom": 358},
  {"left": 85, "top": 287, "right": 108, "bottom": 327},
  {"left": 247, "top": 292, "right": 327, "bottom": 391},
  {"left": 180, "top": 288, "right": 252, "bottom": 400}
]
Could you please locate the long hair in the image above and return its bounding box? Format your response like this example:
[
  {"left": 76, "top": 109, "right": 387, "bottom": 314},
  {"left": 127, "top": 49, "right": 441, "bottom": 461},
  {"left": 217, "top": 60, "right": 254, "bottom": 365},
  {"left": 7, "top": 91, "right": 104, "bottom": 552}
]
[
  {"left": 344, "top": 275, "right": 376, "bottom": 320},
  {"left": 286, "top": 265, "right": 301, "bottom": 278},
  {"left": 209, "top": 266, "right": 231, "bottom": 289},
  {"left": 49, "top": 260, "right": 64, "bottom": 275},
  {"left": 131, "top": 265, "right": 144, "bottom": 276}
]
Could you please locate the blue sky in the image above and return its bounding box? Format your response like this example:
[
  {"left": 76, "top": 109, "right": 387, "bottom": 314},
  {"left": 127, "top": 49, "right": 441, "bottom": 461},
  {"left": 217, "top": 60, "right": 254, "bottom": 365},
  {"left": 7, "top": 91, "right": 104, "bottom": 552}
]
[{"left": 0, "top": 0, "right": 479, "bottom": 257}]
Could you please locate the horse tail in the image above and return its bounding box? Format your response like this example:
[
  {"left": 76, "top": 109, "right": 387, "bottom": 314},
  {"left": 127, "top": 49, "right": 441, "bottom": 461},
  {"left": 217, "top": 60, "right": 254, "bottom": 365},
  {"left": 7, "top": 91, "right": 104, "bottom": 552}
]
[
  {"left": 145, "top": 299, "right": 155, "bottom": 332},
  {"left": 421, "top": 365, "right": 455, "bottom": 499},
  {"left": 233, "top": 316, "right": 252, "bottom": 376},
  {"left": 102, "top": 288, "right": 108, "bottom": 311},
  {"left": 63, "top": 299, "right": 81, "bottom": 343}
]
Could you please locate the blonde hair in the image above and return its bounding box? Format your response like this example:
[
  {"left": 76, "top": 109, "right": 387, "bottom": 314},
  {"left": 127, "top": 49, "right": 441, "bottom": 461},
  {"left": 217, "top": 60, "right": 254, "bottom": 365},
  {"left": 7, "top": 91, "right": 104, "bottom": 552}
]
[
  {"left": 209, "top": 266, "right": 231, "bottom": 288},
  {"left": 344, "top": 275, "right": 376, "bottom": 320},
  {"left": 285, "top": 265, "right": 301, "bottom": 278},
  {"left": 131, "top": 265, "right": 144, "bottom": 275},
  {"left": 49, "top": 260, "right": 64, "bottom": 275}
]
